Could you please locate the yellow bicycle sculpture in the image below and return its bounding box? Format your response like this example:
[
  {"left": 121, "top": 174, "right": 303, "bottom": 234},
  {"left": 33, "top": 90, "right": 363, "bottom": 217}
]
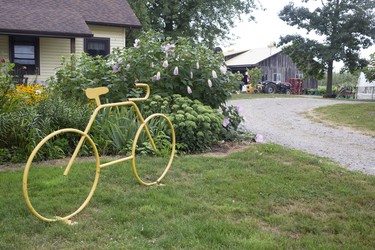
[{"left": 23, "top": 83, "right": 176, "bottom": 222}]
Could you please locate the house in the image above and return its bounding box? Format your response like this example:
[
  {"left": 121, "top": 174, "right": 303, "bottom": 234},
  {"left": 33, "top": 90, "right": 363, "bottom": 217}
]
[
  {"left": 0, "top": 0, "right": 141, "bottom": 83},
  {"left": 224, "top": 47, "right": 317, "bottom": 89}
]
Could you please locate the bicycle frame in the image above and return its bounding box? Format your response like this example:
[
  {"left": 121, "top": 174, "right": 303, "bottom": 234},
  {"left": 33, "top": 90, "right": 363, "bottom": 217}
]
[{"left": 63, "top": 83, "right": 157, "bottom": 176}]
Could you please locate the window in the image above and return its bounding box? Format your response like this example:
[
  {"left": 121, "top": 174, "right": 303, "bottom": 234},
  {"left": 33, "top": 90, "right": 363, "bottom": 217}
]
[
  {"left": 296, "top": 73, "right": 303, "bottom": 79},
  {"left": 84, "top": 38, "right": 110, "bottom": 57},
  {"left": 272, "top": 73, "right": 281, "bottom": 82},
  {"left": 10, "top": 36, "right": 39, "bottom": 75},
  {"left": 262, "top": 74, "right": 268, "bottom": 81}
]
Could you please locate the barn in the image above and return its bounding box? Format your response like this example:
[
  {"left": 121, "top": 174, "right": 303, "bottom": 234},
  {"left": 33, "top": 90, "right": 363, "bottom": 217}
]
[{"left": 224, "top": 47, "right": 317, "bottom": 89}]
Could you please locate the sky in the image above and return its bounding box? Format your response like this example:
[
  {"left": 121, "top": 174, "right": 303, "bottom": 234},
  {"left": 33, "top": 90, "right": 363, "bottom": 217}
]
[{"left": 222, "top": 0, "right": 375, "bottom": 71}]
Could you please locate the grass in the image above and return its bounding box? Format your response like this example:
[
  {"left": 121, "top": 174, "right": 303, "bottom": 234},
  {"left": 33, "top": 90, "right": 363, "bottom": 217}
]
[
  {"left": 1, "top": 143, "right": 374, "bottom": 249},
  {"left": 312, "top": 103, "right": 375, "bottom": 135}
]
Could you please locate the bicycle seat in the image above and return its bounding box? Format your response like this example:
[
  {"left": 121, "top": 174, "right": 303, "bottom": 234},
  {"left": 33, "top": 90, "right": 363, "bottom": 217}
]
[{"left": 86, "top": 87, "right": 109, "bottom": 106}]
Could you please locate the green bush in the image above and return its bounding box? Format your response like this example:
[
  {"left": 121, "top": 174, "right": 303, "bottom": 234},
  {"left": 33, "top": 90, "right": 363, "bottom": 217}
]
[
  {"left": 0, "top": 94, "right": 92, "bottom": 163},
  {"left": 141, "top": 94, "right": 223, "bottom": 152},
  {"left": 50, "top": 31, "right": 242, "bottom": 109},
  {"left": 0, "top": 58, "right": 17, "bottom": 112}
]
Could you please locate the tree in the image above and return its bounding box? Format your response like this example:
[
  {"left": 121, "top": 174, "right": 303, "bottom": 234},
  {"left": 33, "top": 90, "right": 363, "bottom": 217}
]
[
  {"left": 127, "top": 0, "right": 258, "bottom": 48},
  {"left": 363, "top": 52, "right": 375, "bottom": 82},
  {"left": 278, "top": 0, "right": 375, "bottom": 96}
]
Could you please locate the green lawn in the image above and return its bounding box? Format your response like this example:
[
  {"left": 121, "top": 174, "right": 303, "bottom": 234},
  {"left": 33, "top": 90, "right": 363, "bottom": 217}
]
[
  {"left": 1, "top": 143, "right": 374, "bottom": 249},
  {"left": 312, "top": 103, "right": 375, "bottom": 136}
]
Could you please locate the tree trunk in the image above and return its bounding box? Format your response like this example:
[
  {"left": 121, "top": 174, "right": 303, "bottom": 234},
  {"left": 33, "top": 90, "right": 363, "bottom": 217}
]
[{"left": 326, "top": 60, "right": 334, "bottom": 97}]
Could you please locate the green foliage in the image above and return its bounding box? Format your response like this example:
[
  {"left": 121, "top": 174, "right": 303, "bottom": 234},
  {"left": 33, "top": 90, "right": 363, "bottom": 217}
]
[
  {"left": 109, "top": 31, "right": 239, "bottom": 108},
  {"left": 0, "top": 94, "right": 92, "bottom": 162},
  {"left": 51, "top": 31, "right": 240, "bottom": 109},
  {"left": 363, "top": 52, "right": 375, "bottom": 82},
  {"left": 0, "top": 58, "right": 16, "bottom": 111},
  {"left": 127, "top": 0, "right": 259, "bottom": 47},
  {"left": 142, "top": 94, "right": 223, "bottom": 152},
  {"left": 278, "top": 0, "right": 375, "bottom": 95},
  {"left": 247, "top": 67, "right": 262, "bottom": 87},
  {"left": 50, "top": 54, "right": 134, "bottom": 103}
]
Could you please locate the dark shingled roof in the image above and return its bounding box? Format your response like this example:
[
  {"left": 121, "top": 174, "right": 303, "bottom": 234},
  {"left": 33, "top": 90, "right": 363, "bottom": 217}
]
[{"left": 0, "top": 0, "right": 142, "bottom": 37}]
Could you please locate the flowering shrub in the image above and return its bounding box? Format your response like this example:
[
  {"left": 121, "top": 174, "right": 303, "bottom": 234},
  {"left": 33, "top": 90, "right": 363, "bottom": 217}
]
[
  {"left": 0, "top": 58, "right": 16, "bottom": 111},
  {"left": 50, "top": 31, "right": 242, "bottom": 109},
  {"left": 9, "top": 84, "right": 47, "bottom": 105}
]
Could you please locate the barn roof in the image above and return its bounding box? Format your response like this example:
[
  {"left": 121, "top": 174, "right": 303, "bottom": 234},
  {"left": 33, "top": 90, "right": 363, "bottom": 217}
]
[
  {"left": 0, "top": 0, "right": 142, "bottom": 38},
  {"left": 225, "top": 47, "right": 282, "bottom": 67}
]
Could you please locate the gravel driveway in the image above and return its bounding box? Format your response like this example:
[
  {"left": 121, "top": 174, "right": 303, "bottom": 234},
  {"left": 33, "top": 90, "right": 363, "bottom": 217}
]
[{"left": 229, "top": 97, "right": 375, "bottom": 175}]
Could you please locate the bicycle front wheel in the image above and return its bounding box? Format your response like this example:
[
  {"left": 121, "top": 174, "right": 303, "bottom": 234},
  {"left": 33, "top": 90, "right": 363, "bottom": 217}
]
[
  {"left": 132, "top": 113, "right": 176, "bottom": 186},
  {"left": 23, "top": 128, "right": 100, "bottom": 222}
]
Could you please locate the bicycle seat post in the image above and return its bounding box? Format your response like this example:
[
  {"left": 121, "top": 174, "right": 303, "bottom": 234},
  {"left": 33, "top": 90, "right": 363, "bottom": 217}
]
[{"left": 85, "top": 87, "right": 109, "bottom": 106}]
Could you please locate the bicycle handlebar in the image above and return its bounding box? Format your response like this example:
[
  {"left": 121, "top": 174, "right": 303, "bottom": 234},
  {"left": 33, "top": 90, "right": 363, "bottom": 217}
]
[
  {"left": 128, "top": 83, "right": 150, "bottom": 102},
  {"left": 86, "top": 83, "right": 150, "bottom": 106}
]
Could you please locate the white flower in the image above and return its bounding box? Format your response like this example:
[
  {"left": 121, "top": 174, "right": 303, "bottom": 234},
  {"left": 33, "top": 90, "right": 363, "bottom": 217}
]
[
  {"left": 190, "top": 71, "right": 193, "bottom": 79},
  {"left": 35, "top": 90, "right": 41, "bottom": 95},
  {"left": 162, "top": 43, "right": 176, "bottom": 54},
  {"left": 151, "top": 62, "right": 155, "bottom": 68},
  {"left": 126, "top": 64, "right": 130, "bottom": 71},
  {"left": 117, "top": 58, "right": 123, "bottom": 64},
  {"left": 162, "top": 60, "right": 169, "bottom": 68},
  {"left": 133, "top": 39, "right": 140, "bottom": 48},
  {"left": 208, "top": 79, "right": 212, "bottom": 88},
  {"left": 212, "top": 70, "right": 218, "bottom": 78},
  {"left": 196, "top": 62, "right": 200, "bottom": 69},
  {"left": 220, "top": 65, "right": 227, "bottom": 74},
  {"left": 173, "top": 66, "right": 179, "bottom": 76},
  {"left": 187, "top": 86, "right": 192, "bottom": 94},
  {"left": 156, "top": 71, "right": 161, "bottom": 80}
]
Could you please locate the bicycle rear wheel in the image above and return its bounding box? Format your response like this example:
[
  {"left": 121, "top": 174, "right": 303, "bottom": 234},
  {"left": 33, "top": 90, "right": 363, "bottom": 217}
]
[
  {"left": 132, "top": 113, "right": 175, "bottom": 186},
  {"left": 23, "top": 129, "right": 100, "bottom": 222}
]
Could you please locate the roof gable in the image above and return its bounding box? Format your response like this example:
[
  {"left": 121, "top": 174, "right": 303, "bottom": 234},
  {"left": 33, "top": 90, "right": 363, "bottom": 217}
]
[
  {"left": 0, "top": 0, "right": 141, "bottom": 37},
  {"left": 225, "top": 47, "right": 282, "bottom": 67}
]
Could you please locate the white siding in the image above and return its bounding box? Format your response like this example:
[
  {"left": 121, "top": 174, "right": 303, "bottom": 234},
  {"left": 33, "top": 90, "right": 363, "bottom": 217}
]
[
  {"left": 0, "top": 35, "right": 9, "bottom": 59},
  {"left": 89, "top": 25, "right": 126, "bottom": 50},
  {"left": 75, "top": 38, "right": 84, "bottom": 55},
  {"left": 37, "top": 37, "right": 71, "bottom": 82}
]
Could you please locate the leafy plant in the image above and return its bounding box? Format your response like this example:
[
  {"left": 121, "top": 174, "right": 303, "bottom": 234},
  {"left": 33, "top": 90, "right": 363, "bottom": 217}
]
[
  {"left": 50, "top": 31, "right": 242, "bottom": 109},
  {"left": 141, "top": 94, "right": 223, "bottom": 152}
]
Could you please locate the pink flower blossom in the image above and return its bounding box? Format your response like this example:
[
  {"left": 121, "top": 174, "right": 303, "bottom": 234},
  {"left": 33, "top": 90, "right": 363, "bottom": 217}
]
[
  {"left": 187, "top": 86, "right": 192, "bottom": 94},
  {"left": 255, "top": 134, "right": 264, "bottom": 143},
  {"left": 112, "top": 64, "right": 120, "bottom": 73},
  {"left": 162, "top": 60, "right": 169, "bottom": 68},
  {"left": 222, "top": 117, "right": 230, "bottom": 127},
  {"left": 208, "top": 79, "right": 212, "bottom": 88},
  {"left": 212, "top": 70, "right": 218, "bottom": 78},
  {"left": 173, "top": 66, "right": 179, "bottom": 75}
]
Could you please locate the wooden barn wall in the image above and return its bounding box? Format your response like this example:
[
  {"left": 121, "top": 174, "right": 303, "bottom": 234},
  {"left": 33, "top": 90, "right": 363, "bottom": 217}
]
[{"left": 256, "top": 53, "right": 317, "bottom": 89}]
